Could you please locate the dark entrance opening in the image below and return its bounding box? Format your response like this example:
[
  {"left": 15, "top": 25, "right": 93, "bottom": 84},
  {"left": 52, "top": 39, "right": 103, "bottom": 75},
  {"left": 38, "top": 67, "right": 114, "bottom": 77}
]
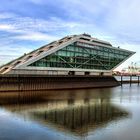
[
  {"left": 100, "top": 72, "right": 104, "bottom": 76},
  {"left": 85, "top": 72, "right": 90, "bottom": 75},
  {"left": 68, "top": 71, "right": 75, "bottom": 75}
]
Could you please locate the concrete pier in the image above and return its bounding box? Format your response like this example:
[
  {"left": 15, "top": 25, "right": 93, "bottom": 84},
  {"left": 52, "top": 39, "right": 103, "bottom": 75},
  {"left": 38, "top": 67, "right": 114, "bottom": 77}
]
[{"left": 115, "top": 75, "right": 140, "bottom": 86}]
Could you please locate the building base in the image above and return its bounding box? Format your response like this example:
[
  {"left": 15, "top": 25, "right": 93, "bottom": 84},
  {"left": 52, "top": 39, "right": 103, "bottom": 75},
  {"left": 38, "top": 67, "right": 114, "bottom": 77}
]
[{"left": 0, "top": 75, "right": 120, "bottom": 92}]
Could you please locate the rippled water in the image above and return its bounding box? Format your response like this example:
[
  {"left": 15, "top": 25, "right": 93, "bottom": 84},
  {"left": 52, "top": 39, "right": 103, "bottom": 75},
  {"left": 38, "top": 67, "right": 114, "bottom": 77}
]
[{"left": 0, "top": 84, "right": 140, "bottom": 140}]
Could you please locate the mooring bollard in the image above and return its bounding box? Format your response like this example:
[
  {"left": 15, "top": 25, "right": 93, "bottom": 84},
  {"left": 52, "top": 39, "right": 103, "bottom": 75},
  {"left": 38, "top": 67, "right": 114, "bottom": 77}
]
[
  {"left": 138, "top": 76, "right": 140, "bottom": 85},
  {"left": 130, "top": 75, "right": 132, "bottom": 86},
  {"left": 121, "top": 75, "right": 123, "bottom": 86}
]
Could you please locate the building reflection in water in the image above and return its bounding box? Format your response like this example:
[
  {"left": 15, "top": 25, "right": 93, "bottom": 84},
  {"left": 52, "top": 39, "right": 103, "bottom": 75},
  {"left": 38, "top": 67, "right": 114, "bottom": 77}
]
[{"left": 0, "top": 88, "right": 130, "bottom": 136}]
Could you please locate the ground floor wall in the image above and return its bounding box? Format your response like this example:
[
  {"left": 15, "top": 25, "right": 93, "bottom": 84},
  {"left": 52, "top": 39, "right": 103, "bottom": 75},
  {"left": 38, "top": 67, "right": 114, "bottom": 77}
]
[
  {"left": 0, "top": 75, "right": 120, "bottom": 91},
  {"left": 7, "top": 69, "right": 112, "bottom": 76}
]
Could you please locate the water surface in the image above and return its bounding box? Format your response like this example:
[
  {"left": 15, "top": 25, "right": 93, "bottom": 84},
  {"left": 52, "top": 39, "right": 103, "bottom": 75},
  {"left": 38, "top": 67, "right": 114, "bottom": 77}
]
[{"left": 0, "top": 84, "right": 140, "bottom": 140}]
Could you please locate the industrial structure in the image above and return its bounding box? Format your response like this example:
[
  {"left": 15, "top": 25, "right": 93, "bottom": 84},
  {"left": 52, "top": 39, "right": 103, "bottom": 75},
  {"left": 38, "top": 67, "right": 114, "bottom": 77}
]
[
  {"left": 0, "top": 33, "right": 135, "bottom": 76},
  {"left": 120, "top": 62, "right": 140, "bottom": 75}
]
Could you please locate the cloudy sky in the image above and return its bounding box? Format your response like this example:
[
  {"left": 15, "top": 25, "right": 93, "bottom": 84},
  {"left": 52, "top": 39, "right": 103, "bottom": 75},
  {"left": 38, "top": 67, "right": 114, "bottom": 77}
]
[{"left": 0, "top": 0, "right": 140, "bottom": 70}]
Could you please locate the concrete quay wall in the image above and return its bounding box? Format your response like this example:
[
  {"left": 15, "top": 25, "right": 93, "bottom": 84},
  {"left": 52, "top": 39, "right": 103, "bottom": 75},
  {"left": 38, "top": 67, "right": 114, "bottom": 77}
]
[{"left": 0, "top": 75, "right": 120, "bottom": 91}]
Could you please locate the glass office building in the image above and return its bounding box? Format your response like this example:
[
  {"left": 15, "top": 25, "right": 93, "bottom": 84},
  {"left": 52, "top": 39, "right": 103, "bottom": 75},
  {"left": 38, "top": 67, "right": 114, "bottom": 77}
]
[{"left": 0, "top": 34, "right": 135, "bottom": 75}]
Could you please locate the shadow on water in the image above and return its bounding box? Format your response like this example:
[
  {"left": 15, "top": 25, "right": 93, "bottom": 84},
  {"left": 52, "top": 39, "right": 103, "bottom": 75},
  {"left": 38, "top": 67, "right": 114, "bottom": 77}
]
[{"left": 0, "top": 88, "right": 130, "bottom": 137}]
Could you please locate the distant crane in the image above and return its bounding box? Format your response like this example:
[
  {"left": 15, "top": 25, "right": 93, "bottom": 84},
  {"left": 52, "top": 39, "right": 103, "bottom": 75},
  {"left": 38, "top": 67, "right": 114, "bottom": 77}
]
[{"left": 121, "top": 62, "right": 140, "bottom": 75}]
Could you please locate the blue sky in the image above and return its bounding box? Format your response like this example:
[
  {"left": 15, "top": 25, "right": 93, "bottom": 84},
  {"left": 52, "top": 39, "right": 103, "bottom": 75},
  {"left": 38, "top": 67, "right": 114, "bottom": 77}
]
[{"left": 0, "top": 0, "right": 140, "bottom": 70}]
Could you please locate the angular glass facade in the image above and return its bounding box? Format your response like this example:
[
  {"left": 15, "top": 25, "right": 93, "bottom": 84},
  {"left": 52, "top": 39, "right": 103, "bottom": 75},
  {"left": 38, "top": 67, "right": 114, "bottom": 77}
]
[{"left": 29, "top": 42, "right": 131, "bottom": 70}]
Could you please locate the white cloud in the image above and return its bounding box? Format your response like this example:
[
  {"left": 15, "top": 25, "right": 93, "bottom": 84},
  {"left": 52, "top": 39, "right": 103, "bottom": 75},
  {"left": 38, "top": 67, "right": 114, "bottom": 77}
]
[
  {"left": 0, "top": 13, "right": 85, "bottom": 42},
  {"left": 0, "top": 14, "right": 84, "bottom": 32},
  {"left": 13, "top": 32, "right": 59, "bottom": 41},
  {"left": 100, "top": 0, "right": 140, "bottom": 43},
  {"left": 114, "top": 43, "right": 140, "bottom": 71},
  {"left": 0, "top": 44, "right": 32, "bottom": 66},
  {"left": 0, "top": 24, "right": 15, "bottom": 31},
  {"left": 0, "top": 12, "right": 17, "bottom": 19}
]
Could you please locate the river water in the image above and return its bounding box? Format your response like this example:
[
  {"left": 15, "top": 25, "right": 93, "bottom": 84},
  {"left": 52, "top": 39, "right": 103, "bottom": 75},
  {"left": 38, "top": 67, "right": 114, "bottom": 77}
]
[{"left": 0, "top": 84, "right": 140, "bottom": 140}]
